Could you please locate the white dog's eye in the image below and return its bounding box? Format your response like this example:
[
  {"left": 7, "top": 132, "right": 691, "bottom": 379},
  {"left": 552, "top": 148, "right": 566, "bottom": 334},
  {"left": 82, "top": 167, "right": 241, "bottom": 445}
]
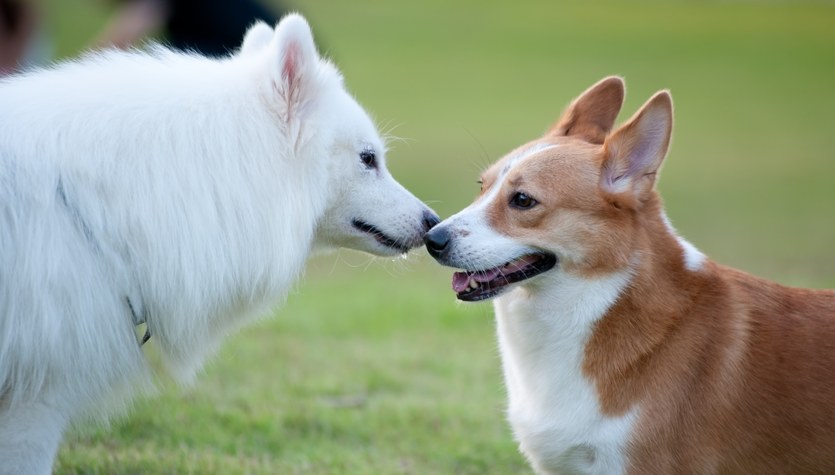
[
  {"left": 510, "top": 192, "right": 538, "bottom": 209},
  {"left": 359, "top": 148, "right": 377, "bottom": 169}
]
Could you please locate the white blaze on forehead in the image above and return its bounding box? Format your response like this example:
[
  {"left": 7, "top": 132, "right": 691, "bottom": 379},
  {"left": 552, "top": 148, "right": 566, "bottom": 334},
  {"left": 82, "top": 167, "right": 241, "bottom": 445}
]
[
  {"left": 470, "top": 142, "right": 558, "bottom": 210},
  {"left": 480, "top": 142, "right": 558, "bottom": 207},
  {"left": 501, "top": 142, "right": 558, "bottom": 178}
]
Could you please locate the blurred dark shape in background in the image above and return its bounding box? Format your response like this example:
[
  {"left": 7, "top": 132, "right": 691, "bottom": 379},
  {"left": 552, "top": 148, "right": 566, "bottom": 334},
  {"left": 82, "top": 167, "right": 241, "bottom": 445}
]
[
  {"left": 99, "top": 0, "right": 283, "bottom": 57},
  {"left": 0, "top": 0, "right": 285, "bottom": 76},
  {"left": 0, "top": 0, "right": 38, "bottom": 74}
]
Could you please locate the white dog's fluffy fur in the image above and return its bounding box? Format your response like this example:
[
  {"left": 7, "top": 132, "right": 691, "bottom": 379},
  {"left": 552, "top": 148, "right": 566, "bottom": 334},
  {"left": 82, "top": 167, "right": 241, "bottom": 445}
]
[{"left": 0, "top": 14, "right": 436, "bottom": 473}]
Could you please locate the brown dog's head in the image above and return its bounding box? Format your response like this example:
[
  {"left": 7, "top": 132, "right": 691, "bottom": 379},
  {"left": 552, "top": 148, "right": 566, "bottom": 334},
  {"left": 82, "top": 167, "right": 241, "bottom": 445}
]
[{"left": 425, "top": 77, "right": 675, "bottom": 301}]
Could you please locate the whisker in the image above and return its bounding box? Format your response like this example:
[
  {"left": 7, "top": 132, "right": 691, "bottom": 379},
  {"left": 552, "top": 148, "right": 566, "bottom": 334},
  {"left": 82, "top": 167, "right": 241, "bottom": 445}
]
[{"left": 463, "top": 127, "right": 496, "bottom": 174}]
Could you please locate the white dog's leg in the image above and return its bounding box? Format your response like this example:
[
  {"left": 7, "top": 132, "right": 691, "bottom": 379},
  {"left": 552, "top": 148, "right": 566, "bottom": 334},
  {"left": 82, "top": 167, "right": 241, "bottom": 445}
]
[{"left": 0, "top": 401, "right": 67, "bottom": 475}]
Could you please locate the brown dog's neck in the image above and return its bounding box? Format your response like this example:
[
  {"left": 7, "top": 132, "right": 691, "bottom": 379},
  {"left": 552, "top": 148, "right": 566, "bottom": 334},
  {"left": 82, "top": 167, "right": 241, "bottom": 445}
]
[{"left": 581, "top": 196, "right": 730, "bottom": 416}]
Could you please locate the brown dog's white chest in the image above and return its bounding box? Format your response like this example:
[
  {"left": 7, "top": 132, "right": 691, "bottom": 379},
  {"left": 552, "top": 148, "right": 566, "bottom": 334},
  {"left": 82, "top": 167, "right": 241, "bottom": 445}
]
[{"left": 494, "top": 273, "right": 636, "bottom": 475}]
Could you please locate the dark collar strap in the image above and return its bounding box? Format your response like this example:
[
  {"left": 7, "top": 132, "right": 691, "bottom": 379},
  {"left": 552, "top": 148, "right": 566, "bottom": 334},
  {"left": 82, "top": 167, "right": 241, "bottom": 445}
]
[{"left": 127, "top": 296, "right": 150, "bottom": 346}]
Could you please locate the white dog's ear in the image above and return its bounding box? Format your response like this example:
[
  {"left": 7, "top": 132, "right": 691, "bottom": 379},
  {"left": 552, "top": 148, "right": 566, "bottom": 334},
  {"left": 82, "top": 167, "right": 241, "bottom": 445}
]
[
  {"left": 269, "top": 13, "right": 320, "bottom": 119},
  {"left": 549, "top": 76, "right": 625, "bottom": 144},
  {"left": 600, "top": 90, "right": 673, "bottom": 205},
  {"left": 239, "top": 21, "right": 274, "bottom": 56}
]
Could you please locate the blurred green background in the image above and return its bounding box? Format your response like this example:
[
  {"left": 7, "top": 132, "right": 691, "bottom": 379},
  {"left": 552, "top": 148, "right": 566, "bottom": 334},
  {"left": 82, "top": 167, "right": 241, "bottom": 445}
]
[{"left": 39, "top": 0, "right": 835, "bottom": 473}]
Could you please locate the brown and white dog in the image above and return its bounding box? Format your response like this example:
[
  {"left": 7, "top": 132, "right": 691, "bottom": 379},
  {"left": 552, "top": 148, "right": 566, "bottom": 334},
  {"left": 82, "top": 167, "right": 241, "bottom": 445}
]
[{"left": 424, "top": 77, "right": 835, "bottom": 474}]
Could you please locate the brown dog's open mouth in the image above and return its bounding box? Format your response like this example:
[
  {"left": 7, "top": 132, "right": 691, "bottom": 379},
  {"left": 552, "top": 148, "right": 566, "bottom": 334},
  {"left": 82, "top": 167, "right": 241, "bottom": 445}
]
[{"left": 452, "top": 253, "right": 557, "bottom": 301}]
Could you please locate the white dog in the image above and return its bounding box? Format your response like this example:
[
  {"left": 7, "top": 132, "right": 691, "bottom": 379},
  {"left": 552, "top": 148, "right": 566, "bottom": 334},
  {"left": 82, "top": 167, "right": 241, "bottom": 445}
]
[{"left": 0, "top": 14, "right": 438, "bottom": 474}]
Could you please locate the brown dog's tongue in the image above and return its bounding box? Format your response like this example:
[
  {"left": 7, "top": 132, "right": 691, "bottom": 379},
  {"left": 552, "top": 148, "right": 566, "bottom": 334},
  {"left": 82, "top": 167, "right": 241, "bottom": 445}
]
[
  {"left": 452, "top": 272, "right": 470, "bottom": 293},
  {"left": 452, "top": 268, "right": 502, "bottom": 293}
]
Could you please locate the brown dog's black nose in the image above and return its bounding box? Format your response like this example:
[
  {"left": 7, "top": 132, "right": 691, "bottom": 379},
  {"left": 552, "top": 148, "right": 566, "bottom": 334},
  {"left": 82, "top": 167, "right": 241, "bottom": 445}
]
[
  {"left": 423, "top": 210, "right": 441, "bottom": 232},
  {"left": 424, "top": 225, "right": 450, "bottom": 258}
]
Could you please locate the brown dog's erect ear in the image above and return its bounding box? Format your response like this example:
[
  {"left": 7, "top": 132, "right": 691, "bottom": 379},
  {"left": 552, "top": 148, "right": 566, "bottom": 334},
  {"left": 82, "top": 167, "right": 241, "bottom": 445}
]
[
  {"left": 549, "top": 76, "right": 626, "bottom": 144},
  {"left": 600, "top": 90, "right": 673, "bottom": 205}
]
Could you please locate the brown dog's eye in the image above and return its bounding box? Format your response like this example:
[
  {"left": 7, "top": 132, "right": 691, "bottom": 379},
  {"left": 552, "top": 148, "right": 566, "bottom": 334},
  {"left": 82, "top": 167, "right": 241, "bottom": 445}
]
[{"left": 510, "top": 192, "right": 537, "bottom": 209}]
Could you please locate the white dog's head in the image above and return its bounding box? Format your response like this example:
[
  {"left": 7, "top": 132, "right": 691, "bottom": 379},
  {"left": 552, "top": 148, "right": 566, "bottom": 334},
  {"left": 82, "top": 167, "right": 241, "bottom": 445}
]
[{"left": 243, "top": 15, "right": 439, "bottom": 256}]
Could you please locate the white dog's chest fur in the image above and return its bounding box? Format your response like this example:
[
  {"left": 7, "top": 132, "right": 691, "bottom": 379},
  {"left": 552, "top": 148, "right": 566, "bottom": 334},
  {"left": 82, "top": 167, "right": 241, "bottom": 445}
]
[{"left": 494, "top": 271, "right": 636, "bottom": 475}]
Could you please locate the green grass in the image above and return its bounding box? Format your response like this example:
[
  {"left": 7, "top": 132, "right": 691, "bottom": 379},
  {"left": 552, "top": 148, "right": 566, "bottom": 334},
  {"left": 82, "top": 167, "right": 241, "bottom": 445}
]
[{"left": 46, "top": 0, "right": 835, "bottom": 473}]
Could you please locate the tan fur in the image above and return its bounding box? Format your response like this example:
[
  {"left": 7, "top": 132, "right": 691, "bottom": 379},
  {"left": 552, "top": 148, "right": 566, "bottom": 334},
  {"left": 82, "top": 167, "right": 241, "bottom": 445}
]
[
  {"left": 484, "top": 77, "right": 835, "bottom": 472},
  {"left": 549, "top": 76, "right": 626, "bottom": 144},
  {"left": 587, "top": 248, "right": 835, "bottom": 473}
]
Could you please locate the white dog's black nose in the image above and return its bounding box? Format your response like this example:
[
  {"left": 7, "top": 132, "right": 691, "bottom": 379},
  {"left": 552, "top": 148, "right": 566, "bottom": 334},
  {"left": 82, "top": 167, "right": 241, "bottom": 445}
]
[
  {"left": 424, "top": 225, "right": 450, "bottom": 258},
  {"left": 423, "top": 210, "right": 441, "bottom": 232}
]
